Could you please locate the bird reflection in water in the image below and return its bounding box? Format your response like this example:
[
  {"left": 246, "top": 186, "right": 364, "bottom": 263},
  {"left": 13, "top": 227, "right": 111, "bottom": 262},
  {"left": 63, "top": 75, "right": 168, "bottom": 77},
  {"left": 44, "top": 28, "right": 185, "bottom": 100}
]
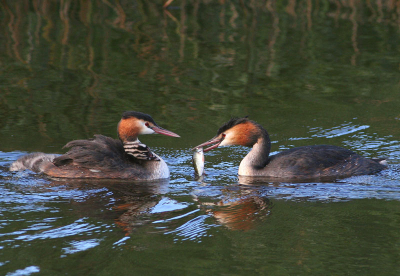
[
  {"left": 192, "top": 183, "right": 273, "bottom": 231},
  {"left": 16, "top": 176, "right": 274, "bottom": 236},
  {"left": 43, "top": 178, "right": 169, "bottom": 235}
]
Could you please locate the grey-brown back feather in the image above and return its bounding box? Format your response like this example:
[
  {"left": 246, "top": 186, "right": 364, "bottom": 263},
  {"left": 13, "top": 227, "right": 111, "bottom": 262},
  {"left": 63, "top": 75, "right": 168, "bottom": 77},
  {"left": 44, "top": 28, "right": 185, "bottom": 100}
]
[
  {"left": 53, "top": 135, "right": 133, "bottom": 170},
  {"left": 10, "top": 153, "right": 59, "bottom": 172}
]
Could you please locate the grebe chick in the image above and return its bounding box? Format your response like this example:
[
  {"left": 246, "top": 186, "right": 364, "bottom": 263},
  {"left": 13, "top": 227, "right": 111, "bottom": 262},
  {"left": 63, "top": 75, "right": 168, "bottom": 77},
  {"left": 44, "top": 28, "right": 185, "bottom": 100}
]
[
  {"left": 193, "top": 117, "right": 387, "bottom": 180},
  {"left": 10, "top": 111, "right": 180, "bottom": 180}
]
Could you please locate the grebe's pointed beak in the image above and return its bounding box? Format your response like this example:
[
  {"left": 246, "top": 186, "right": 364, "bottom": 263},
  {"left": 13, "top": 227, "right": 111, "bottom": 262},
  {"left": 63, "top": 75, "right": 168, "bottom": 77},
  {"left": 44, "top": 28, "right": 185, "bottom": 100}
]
[
  {"left": 192, "top": 136, "right": 224, "bottom": 152},
  {"left": 151, "top": 126, "right": 180, "bottom": 138}
]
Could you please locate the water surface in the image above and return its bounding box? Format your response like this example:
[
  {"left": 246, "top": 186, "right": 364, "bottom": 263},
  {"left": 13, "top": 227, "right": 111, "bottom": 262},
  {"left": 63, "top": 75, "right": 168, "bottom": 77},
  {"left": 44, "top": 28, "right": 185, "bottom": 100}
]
[{"left": 1, "top": 1, "right": 400, "bottom": 275}]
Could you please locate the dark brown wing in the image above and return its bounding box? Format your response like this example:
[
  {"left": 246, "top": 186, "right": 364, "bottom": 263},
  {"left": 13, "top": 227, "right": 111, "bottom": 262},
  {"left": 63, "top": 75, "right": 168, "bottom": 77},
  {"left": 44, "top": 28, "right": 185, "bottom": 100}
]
[{"left": 53, "top": 135, "right": 133, "bottom": 170}]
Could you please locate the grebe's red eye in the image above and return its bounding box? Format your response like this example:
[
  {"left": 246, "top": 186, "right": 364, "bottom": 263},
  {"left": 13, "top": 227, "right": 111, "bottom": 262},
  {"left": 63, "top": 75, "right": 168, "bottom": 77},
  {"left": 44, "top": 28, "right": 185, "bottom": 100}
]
[
  {"left": 222, "top": 133, "right": 226, "bottom": 138},
  {"left": 145, "top": 122, "right": 150, "bottom": 127}
]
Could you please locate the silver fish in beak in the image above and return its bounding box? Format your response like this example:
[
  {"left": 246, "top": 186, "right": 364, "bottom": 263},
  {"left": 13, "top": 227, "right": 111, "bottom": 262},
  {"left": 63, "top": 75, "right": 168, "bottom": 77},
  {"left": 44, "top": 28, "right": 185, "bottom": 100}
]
[{"left": 192, "top": 147, "right": 205, "bottom": 176}]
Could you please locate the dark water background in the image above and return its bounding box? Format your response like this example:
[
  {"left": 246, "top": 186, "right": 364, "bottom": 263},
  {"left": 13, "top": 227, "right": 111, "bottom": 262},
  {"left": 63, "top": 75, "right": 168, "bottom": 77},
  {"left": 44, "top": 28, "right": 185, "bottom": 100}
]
[{"left": 1, "top": 1, "right": 400, "bottom": 275}]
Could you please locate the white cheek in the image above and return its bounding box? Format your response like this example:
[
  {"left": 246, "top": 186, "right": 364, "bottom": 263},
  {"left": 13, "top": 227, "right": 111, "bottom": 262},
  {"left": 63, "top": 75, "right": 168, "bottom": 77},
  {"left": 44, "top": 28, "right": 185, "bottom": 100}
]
[
  {"left": 141, "top": 127, "right": 155, "bottom": 135},
  {"left": 219, "top": 134, "right": 233, "bottom": 146},
  {"left": 139, "top": 122, "right": 155, "bottom": 135},
  {"left": 219, "top": 139, "right": 228, "bottom": 146}
]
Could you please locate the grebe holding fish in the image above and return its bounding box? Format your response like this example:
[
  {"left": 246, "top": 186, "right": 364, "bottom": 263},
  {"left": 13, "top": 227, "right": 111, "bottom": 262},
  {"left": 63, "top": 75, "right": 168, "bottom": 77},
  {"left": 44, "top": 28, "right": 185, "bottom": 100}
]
[
  {"left": 193, "top": 116, "right": 387, "bottom": 180},
  {"left": 192, "top": 147, "right": 205, "bottom": 177}
]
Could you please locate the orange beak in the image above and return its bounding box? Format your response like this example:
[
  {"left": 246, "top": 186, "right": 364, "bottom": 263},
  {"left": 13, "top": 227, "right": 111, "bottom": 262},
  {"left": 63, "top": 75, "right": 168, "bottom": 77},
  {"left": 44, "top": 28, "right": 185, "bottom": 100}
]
[
  {"left": 151, "top": 126, "right": 180, "bottom": 138},
  {"left": 192, "top": 136, "right": 224, "bottom": 152}
]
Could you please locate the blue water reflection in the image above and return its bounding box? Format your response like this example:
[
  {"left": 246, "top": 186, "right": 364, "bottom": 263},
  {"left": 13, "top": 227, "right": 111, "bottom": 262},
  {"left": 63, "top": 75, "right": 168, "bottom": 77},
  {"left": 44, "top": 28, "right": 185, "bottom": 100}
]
[
  {"left": 1, "top": 0, "right": 400, "bottom": 273},
  {"left": 6, "top": 266, "right": 40, "bottom": 276},
  {"left": 62, "top": 239, "right": 101, "bottom": 255},
  {"left": 165, "top": 214, "right": 219, "bottom": 242},
  {"left": 14, "top": 218, "right": 103, "bottom": 242},
  {"left": 1, "top": 122, "right": 400, "bottom": 274},
  {"left": 309, "top": 122, "right": 370, "bottom": 138}
]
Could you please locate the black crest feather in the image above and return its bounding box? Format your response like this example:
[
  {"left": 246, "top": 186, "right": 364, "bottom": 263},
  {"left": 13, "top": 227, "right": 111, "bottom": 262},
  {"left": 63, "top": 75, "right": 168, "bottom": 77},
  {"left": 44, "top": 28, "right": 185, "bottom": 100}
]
[
  {"left": 121, "top": 111, "right": 158, "bottom": 125},
  {"left": 217, "top": 117, "right": 250, "bottom": 135}
]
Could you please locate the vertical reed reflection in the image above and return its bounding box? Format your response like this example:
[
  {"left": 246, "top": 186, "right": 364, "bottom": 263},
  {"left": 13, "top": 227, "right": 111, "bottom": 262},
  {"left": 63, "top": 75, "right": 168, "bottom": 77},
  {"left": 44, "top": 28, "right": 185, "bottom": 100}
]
[
  {"left": 397, "top": 1, "right": 400, "bottom": 28},
  {"left": 219, "top": 0, "right": 226, "bottom": 42},
  {"left": 307, "top": 0, "right": 312, "bottom": 30},
  {"left": 6, "top": 1, "right": 25, "bottom": 63},
  {"left": 266, "top": 0, "right": 280, "bottom": 77},
  {"left": 0, "top": 0, "right": 399, "bottom": 144},
  {"left": 243, "top": 0, "right": 257, "bottom": 95},
  {"left": 60, "top": 0, "right": 71, "bottom": 45},
  {"left": 286, "top": 0, "right": 297, "bottom": 27},
  {"left": 1, "top": 0, "right": 400, "bottom": 74},
  {"left": 350, "top": 0, "right": 359, "bottom": 66},
  {"left": 179, "top": 0, "right": 187, "bottom": 62}
]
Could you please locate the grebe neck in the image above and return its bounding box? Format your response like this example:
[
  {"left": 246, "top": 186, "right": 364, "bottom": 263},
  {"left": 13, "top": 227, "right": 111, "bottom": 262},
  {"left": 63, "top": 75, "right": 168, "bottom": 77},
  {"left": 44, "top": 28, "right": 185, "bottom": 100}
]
[
  {"left": 123, "top": 139, "right": 140, "bottom": 154},
  {"left": 238, "top": 131, "right": 271, "bottom": 176},
  {"left": 123, "top": 139, "right": 139, "bottom": 145},
  {"left": 122, "top": 139, "right": 161, "bottom": 161}
]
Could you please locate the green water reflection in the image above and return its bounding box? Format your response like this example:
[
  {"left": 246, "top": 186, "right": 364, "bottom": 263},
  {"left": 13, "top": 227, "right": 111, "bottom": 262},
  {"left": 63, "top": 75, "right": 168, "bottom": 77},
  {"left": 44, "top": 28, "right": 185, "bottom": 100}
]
[
  {"left": 0, "top": 0, "right": 400, "bottom": 275},
  {"left": 1, "top": 0, "right": 400, "bottom": 150}
]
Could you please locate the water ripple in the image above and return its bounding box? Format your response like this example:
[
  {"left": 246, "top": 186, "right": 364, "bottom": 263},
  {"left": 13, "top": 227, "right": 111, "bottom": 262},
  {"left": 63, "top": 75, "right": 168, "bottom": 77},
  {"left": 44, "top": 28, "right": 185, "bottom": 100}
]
[
  {"left": 14, "top": 218, "right": 103, "bottom": 242},
  {"left": 309, "top": 122, "right": 370, "bottom": 138},
  {"left": 62, "top": 239, "right": 101, "bottom": 255},
  {"left": 165, "top": 214, "right": 220, "bottom": 242},
  {"left": 6, "top": 266, "right": 40, "bottom": 276}
]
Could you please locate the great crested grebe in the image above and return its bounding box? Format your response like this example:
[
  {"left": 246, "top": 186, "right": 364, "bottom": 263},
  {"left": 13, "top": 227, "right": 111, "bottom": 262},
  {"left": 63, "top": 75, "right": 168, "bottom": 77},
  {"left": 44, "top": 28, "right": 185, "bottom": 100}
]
[
  {"left": 10, "top": 111, "right": 180, "bottom": 180},
  {"left": 193, "top": 117, "right": 387, "bottom": 180}
]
